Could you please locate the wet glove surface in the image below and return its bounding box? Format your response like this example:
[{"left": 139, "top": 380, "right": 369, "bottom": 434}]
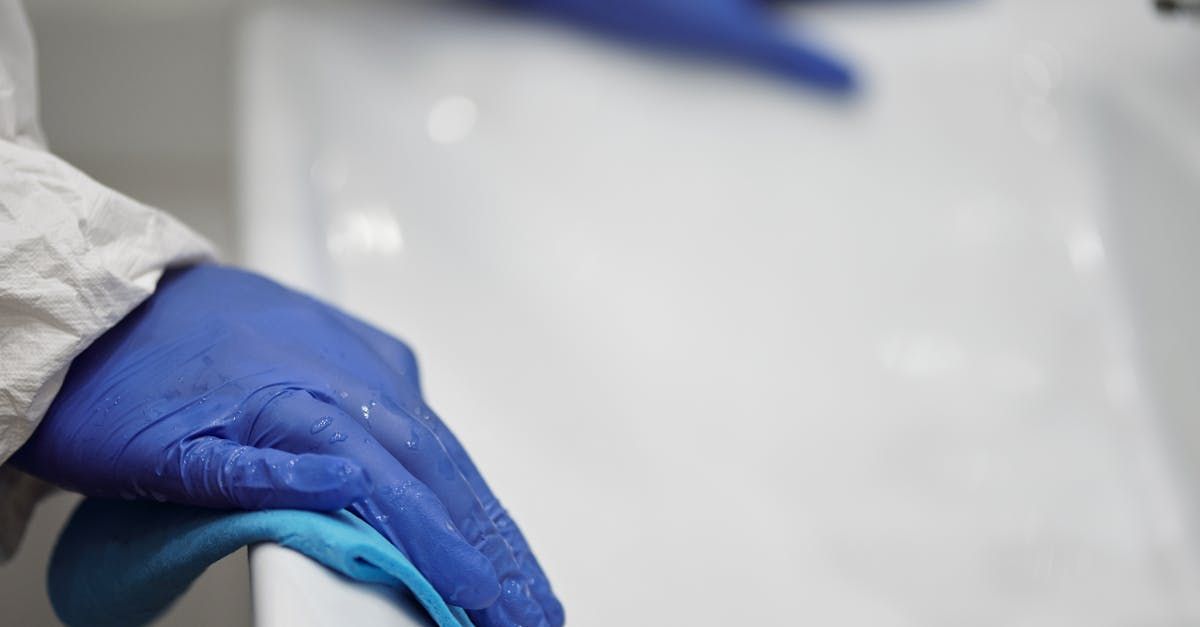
[
  {"left": 49, "top": 498, "right": 472, "bottom": 627},
  {"left": 496, "top": 0, "right": 858, "bottom": 91},
  {"left": 15, "top": 264, "right": 562, "bottom": 627}
]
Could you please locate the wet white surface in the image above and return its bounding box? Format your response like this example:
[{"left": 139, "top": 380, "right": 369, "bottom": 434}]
[{"left": 239, "top": 1, "right": 1200, "bottom": 624}]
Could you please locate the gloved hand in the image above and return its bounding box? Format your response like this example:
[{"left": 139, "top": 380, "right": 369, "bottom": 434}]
[
  {"left": 496, "top": 0, "right": 857, "bottom": 92},
  {"left": 14, "top": 264, "right": 563, "bottom": 627}
]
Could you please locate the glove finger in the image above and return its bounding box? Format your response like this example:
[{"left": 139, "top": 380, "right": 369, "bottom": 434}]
[
  {"left": 726, "top": 22, "right": 857, "bottom": 91},
  {"left": 250, "top": 388, "right": 502, "bottom": 610},
  {"left": 160, "top": 436, "right": 371, "bottom": 510},
  {"left": 417, "top": 404, "right": 566, "bottom": 627},
  {"left": 327, "top": 384, "right": 550, "bottom": 627},
  {"left": 517, "top": 0, "right": 855, "bottom": 93},
  {"left": 332, "top": 315, "right": 565, "bottom": 625},
  {"left": 389, "top": 407, "right": 548, "bottom": 627}
]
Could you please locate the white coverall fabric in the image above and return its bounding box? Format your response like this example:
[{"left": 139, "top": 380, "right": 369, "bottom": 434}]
[{"left": 0, "top": 1, "right": 215, "bottom": 559}]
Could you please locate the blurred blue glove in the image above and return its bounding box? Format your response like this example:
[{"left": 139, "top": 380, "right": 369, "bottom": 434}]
[
  {"left": 498, "top": 0, "right": 857, "bottom": 91},
  {"left": 14, "top": 264, "right": 563, "bottom": 627}
]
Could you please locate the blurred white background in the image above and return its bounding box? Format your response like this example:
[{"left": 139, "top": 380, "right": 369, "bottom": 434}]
[{"left": 2, "top": 0, "right": 1200, "bottom": 625}]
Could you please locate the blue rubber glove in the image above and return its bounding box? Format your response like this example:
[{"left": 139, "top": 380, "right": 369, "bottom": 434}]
[
  {"left": 497, "top": 0, "right": 857, "bottom": 91},
  {"left": 14, "top": 264, "right": 563, "bottom": 627}
]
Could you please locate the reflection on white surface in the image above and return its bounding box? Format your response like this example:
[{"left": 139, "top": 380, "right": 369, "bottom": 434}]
[
  {"left": 1066, "top": 227, "right": 1106, "bottom": 272},
  {"left": 1012, "top": 42, "right": 1062, "bottom": 99},
  {"left": 325, "top": 205, "right": 404, "bottom": 258},
  {"left": 426, "top": 95, "right": 478, "bottom": 144},
  {"left": 240, "top": 1, "right": 1200, "bottom": 624}
]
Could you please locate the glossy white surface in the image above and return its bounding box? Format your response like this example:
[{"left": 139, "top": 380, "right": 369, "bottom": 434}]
[{"left": 239, "top": 1, "right": 1200, "bottom": 624}]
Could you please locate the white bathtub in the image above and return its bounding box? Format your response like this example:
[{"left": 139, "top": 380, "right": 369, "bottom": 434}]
[{"left": 237, "top": 1, "right": 1200, "bottom": 624}]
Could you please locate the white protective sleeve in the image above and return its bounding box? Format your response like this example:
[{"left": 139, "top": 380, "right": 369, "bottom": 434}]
[{"left": 0, "top": 1, "right": 216, "bottom": 559}]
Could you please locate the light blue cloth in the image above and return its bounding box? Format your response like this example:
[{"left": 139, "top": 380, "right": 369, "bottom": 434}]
[{"left": 48, "top": 498, "right": 473, "bottom": 627}]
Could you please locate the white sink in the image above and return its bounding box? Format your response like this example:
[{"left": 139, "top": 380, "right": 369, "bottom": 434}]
[{"left": 237, "top": 1, "right": 1200, "bottom": 624}]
